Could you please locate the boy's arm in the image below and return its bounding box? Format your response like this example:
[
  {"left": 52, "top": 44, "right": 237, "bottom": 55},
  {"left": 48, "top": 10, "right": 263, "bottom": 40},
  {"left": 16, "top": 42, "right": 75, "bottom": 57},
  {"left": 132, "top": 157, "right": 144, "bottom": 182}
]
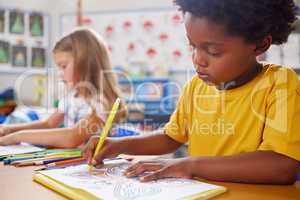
[
  {"left": 188, "top": 151, "right": 299, "bottom": 185},
  {"left": 0, "top": 111, "right": 64, "bottom": 136},
  {"left": 135, "top": 151, "right": 299, "bottom": 185}
]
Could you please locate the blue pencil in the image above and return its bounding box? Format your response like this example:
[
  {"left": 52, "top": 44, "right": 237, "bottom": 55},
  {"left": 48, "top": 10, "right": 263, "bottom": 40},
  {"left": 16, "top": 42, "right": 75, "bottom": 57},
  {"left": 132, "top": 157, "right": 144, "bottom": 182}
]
[{"left": 4, "top": 155, "right": 45, "bottom": 165}]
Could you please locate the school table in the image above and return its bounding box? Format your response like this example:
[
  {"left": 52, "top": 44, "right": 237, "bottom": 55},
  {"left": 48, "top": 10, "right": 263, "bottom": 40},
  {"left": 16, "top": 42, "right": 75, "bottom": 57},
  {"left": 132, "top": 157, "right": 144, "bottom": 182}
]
[{"left": 1, "top": 162, "right": 300, "bottom": 200}]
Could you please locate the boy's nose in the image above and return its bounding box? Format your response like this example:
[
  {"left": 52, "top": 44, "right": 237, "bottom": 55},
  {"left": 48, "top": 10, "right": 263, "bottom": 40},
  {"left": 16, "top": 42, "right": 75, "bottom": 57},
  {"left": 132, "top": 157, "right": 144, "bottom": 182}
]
[{"left": 193, "top": 49, "right": 208, "bottom": 68}]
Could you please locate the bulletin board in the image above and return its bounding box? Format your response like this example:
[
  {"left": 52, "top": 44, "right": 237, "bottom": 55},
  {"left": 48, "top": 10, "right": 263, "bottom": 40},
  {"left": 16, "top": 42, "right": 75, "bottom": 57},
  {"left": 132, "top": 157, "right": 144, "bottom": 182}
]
[
  {"left": 60, "top": 8, "right": 300, "bottom": 78},
  {"left": 0, "top": 7, "right": 51, "bottom": 74},
  {"left": 60, "top": 8, "right": 194, "bottom": 78}
]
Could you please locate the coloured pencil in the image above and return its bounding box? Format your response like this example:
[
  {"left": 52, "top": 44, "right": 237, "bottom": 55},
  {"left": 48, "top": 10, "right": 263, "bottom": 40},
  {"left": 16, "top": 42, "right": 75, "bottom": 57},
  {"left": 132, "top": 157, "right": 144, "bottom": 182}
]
[
  {"left": 46, "top": 157, "right": 86, "bottom": 167},
  {"left": 15, "top": 156, "right": 81, "bottom": 167},
  {"left": 88, "top": 98, "right": 120, "bottom": 172}
]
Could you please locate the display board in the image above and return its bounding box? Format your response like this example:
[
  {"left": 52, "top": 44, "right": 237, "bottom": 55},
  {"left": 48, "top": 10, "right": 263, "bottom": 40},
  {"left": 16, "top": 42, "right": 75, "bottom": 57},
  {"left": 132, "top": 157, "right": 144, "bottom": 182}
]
[
  {"left": 61, "top": 8, "right": 300, "bottom": 77},
  {"left": 61, "top": 8, "right": 194, "bottom": 78},
  {"left": 0, "top": 7, "right": 50, "bottom": 73}
]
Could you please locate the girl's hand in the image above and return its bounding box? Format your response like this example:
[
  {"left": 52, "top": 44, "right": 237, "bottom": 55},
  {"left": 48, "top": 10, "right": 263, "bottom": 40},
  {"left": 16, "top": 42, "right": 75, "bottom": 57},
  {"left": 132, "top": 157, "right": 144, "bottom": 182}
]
[
  {"left": 0, "top": 134, "right": 19, "bottom": 146},
  {"left": 82, "top": 136, "right": 125, "bottom": 168},
  {"left": 0, "top": 125, "right": 11, "bottom": 137},
  {"left": 124, "top": 158, "right": 194, "bottom": 182}
]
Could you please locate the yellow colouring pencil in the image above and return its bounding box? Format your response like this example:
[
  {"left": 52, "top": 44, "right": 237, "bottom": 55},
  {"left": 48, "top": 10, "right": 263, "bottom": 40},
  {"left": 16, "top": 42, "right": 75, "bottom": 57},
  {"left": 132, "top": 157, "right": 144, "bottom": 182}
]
[{"left": 88, "top": 98, "right": 121, "bottom": 171}]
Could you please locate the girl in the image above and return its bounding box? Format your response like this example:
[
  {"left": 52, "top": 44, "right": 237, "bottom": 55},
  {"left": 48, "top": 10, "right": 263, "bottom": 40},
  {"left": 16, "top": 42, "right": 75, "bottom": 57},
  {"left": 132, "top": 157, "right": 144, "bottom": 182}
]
[{"left": 0, "top": 28, "right": 126, "bottom": 148}]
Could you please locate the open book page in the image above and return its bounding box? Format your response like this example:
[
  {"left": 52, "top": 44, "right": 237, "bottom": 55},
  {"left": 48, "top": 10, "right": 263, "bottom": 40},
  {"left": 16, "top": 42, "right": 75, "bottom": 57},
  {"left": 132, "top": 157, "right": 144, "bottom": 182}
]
[{"left": 40, "top": 159, "right": 225, "bottom": 200}]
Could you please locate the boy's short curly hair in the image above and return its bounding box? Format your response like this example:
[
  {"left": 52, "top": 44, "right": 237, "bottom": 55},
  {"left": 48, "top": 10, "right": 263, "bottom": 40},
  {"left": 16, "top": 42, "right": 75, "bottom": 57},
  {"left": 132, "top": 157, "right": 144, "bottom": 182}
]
[{"left": 175, "top": 0, "right": 298, "bottom": 44}]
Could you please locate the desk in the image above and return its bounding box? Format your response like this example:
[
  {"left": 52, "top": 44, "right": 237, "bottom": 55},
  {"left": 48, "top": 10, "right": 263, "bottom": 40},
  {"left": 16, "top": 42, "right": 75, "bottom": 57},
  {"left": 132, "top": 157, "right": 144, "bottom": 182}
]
[{"left": 1, "top": 163, "right": 300, "bottom": 200}]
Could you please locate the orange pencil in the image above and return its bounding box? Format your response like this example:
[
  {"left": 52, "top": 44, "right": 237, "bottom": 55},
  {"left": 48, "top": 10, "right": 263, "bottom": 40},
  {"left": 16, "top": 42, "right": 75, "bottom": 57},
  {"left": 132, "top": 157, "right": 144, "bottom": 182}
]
[{"left": 46, "top": 157, "right": 86, "bottom": 167}]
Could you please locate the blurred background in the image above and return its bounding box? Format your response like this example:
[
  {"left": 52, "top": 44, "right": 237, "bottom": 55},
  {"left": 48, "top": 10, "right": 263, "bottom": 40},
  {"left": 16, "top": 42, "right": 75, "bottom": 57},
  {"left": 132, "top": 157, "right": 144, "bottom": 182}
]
[{"left": 0, "top": 0, "right": 299, "bottom": 134}]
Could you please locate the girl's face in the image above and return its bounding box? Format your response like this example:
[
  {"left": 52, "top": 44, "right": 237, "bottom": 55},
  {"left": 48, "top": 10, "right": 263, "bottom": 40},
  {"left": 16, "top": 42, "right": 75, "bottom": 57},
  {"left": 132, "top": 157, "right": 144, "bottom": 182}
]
[
  {"left": 184, "top": 13, "right": 258, "bottom": 86},
  {"left": 53, "top": 51, "right": 79, "bottom": 88}
]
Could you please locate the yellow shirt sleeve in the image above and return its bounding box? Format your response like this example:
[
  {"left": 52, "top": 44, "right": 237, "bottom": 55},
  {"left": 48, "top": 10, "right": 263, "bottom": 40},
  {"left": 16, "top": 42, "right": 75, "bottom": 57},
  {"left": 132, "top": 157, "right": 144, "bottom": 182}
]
[
  {"left": 258, "top": 69, "right": 300, "bottom": 161},
  {"left": 164, "top": 82, "right": 191, "bottom": 144}
]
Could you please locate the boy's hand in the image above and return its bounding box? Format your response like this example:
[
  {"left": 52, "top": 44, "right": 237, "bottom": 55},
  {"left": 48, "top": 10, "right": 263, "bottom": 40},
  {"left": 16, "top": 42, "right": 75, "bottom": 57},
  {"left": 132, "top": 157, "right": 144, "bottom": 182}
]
[
  {"left": 124, "top": 158, "right": 193, "bottom": 182},
  {"left": 82, "top": 136, "right": 125, "bottom": 168}
]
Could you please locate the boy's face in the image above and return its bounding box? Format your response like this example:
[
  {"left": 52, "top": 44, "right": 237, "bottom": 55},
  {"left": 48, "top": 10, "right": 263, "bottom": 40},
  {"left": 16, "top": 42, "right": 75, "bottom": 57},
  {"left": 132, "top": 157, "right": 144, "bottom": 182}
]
[{"left": 184, "top": 13, "right": 257, "bottom": 86}]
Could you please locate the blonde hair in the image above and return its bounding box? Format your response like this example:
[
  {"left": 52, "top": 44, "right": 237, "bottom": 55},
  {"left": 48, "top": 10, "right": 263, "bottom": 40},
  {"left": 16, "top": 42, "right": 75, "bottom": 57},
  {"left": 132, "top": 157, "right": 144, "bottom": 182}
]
[{"left": 53, "top": 28, "right": 126, "bottom": 122}]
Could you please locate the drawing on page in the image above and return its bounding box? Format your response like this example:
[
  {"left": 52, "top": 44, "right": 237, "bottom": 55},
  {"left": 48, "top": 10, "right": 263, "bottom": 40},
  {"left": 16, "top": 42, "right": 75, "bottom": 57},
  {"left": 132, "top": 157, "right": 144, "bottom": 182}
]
[
  {"left": 113, "top": 181, "right": 161, "bottom": 200},
  {"left": 106, "top": 163, "right": 130, "bottom": 177}
]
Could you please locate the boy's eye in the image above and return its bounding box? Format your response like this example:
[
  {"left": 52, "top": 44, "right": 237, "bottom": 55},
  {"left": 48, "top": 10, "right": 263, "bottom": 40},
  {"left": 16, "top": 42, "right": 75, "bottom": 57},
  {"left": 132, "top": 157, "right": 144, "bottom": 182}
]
[
  {"left": 208, "top": 51, "right": 222, "bottom": 56},
  {"left": 207, "top": 48, "right": 222, "bottom": 57}
]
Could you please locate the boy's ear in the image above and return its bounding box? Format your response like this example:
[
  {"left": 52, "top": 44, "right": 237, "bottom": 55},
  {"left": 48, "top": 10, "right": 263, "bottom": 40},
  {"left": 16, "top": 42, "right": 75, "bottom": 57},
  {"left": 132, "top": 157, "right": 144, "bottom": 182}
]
[{"left": 254, "top": 36, "right": 272, "bottom": 56}]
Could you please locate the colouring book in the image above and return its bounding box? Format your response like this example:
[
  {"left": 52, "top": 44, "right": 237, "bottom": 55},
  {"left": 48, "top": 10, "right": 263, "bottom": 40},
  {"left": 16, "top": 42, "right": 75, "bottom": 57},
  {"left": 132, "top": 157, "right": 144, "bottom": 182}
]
[{"left": 36, "top": 160, "right": 226, "bottom": 200}]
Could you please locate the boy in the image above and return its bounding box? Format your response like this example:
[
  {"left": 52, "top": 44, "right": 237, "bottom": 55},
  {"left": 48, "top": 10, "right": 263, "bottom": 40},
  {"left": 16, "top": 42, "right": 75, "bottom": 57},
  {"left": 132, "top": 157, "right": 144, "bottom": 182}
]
[{"left": 83, "top": 0, "right": 300, "bottom": 184}]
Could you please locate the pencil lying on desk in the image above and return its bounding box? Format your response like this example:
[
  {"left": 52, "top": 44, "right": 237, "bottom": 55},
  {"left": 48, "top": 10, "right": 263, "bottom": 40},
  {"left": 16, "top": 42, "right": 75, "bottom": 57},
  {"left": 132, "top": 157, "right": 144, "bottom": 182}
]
[
  {"left": 9, "top": 150, "right": 80, "bottom": 161},
  {"left": 15, "top": 156, "right": 81, "bottom": 167},
  {"left": 2, "top": 149, "right": 81, "bottom": 161},
  {"left": 10, "top": 151, "right": 81, "bottom": 166},
  {"left": 46, "top": 157, "right": 86, "bottom": 167},
  {"left": 5, "top": 151, "right": 81, "bottom": 165},
  {"left": 4, "top": 155, "right": 45, "bottom": 165},
  {"left": 12, "top": 155, "right": 67, "bottom": 166},
  {"left": 36, "top": 156, "right": 82, "bottom": 166}
]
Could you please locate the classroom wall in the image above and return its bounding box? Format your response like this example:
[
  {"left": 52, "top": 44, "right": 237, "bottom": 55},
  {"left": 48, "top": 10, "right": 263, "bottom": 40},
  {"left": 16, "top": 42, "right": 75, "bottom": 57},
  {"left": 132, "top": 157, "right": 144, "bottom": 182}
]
[
  {"left": 1, "top": 0, "right": 298, "bottom": 107},
  {"left": 0, "top": 0, "right": 173, "bottom": 107},
  {"left": 0, "top": 0, "right": 57, "bottom": 107},
  {"left": 51, "top": 0, "right": 173, "bottom": 42}
]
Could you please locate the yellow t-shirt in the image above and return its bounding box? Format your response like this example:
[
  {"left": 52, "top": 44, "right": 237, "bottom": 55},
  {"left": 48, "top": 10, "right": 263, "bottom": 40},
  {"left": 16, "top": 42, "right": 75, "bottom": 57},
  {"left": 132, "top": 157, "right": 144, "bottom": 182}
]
[{"left": 164, "top": 63, "right": 300, "bottom": 161}]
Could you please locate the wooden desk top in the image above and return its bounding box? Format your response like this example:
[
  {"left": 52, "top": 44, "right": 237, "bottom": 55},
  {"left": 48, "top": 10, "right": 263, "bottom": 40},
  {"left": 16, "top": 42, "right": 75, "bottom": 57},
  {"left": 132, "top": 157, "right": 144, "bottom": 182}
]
[
  {"left": 1, "top": 164, "right": 64, "bottom": 200},
  {"left": 1, "top": 163, "right": 300, "bottom": 200}
]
